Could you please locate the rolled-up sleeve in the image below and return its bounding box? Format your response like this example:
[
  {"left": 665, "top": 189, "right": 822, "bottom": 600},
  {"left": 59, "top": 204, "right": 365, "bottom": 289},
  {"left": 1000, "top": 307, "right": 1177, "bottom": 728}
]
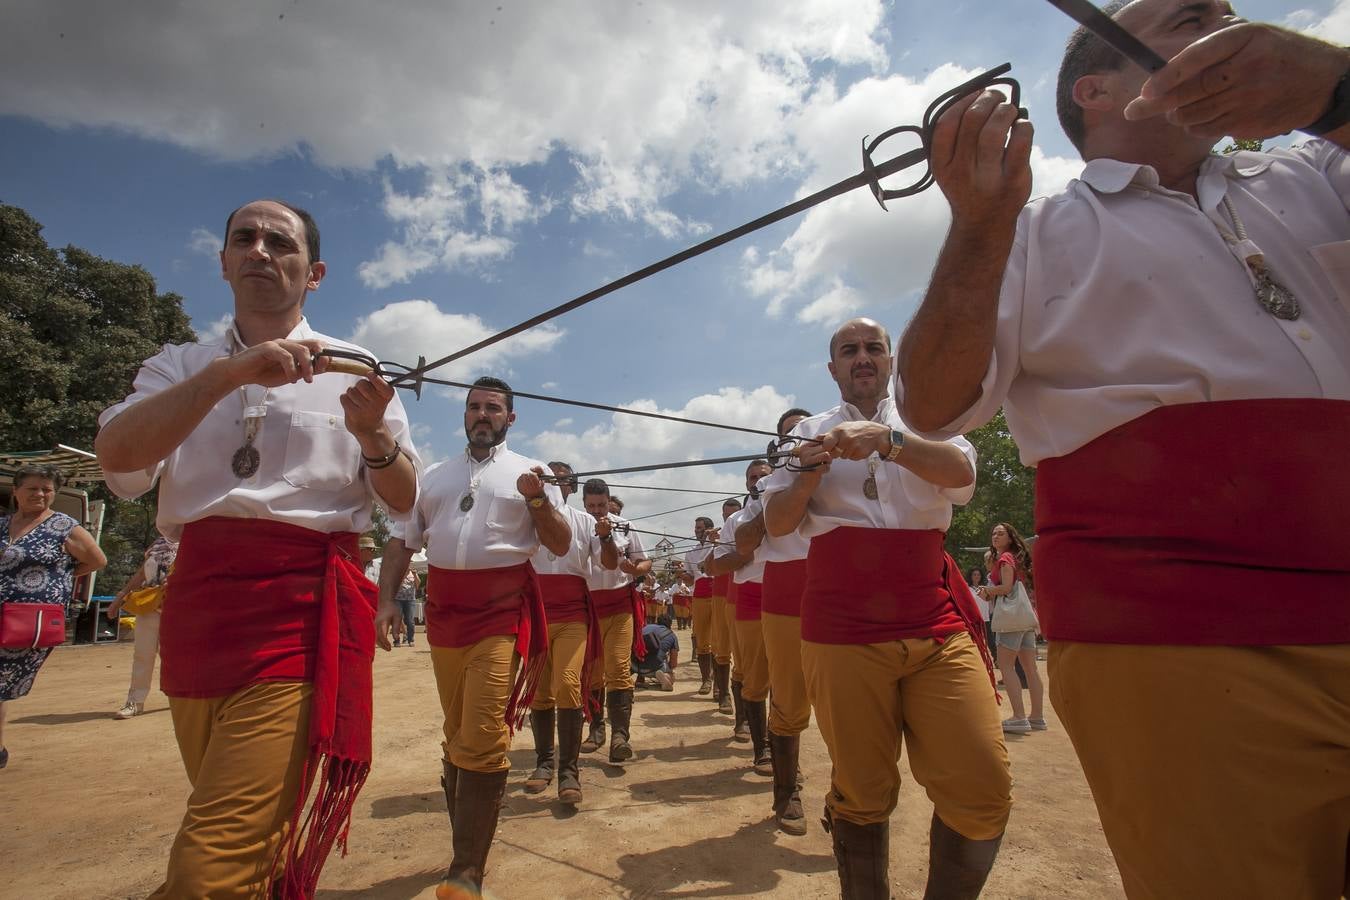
[
  {"left": 364, "top": 391, "right": 423, "bottom": 522},
  {"left": 96, "top": 346, "right": 180, "bottom": 499}
]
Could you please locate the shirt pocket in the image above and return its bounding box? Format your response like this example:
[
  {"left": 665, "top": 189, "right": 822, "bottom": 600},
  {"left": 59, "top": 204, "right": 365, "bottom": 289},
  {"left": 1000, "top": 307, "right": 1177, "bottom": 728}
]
[
  {"left": 282, "top": 410, "right": 361, "bottom": 491},
  {"left": 1309, "top": 240, "right": 1350, "bottom": 308},
  {"left": 485, "top": 485, "right": 531, "bottom": 543}
]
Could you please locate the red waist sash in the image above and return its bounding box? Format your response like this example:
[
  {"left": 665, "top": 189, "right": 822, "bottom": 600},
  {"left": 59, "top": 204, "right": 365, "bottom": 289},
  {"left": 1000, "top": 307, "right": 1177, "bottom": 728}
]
[
  {"left": 693, "top": 578, "right": 713, "bottom": 598},
  {"left": 735, "top": 580, "right": 763, "bottom": 620},
  {"left": 165, "top": 517, "right": 375, "bottom": 899},
  {"left": 762, "top": 559, "right": 807, "bottom": 617},
  {"left": 426, "top": 563, "right": 548, "bottom": 727},
  {"left": 590, "top": 583, "right": 647, "bottom": 660},
  {"left": 1036, "top": 399, "right": 1350, "bottom": 645},
  {"left": 535, "top": 573, "right": 603, "bottom": 719},
  {"left": 713, "top": 573, "right": 731, "bottom": 600}
]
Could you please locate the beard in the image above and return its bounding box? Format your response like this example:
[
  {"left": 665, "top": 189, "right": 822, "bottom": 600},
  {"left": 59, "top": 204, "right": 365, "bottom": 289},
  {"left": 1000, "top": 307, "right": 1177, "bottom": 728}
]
[{"left": 465, "top": 419, "right": 509, "bottom": 449}]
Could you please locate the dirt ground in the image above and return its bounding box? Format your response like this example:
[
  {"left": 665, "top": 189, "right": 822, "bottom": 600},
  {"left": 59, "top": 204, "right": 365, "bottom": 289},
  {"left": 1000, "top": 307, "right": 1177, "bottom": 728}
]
[{"left": 0, "top": 631, "right": 1124, "bottom": 899}]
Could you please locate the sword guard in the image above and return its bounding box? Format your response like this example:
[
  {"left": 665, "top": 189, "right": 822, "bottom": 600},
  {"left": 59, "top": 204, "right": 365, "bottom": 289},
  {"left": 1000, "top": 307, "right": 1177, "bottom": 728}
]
[{"left": 862, "top": 63, "right": 1026, "bottom": 211}]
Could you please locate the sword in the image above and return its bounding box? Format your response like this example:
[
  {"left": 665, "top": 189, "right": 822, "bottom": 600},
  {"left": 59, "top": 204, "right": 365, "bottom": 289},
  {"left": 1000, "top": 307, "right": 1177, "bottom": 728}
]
[{"left": 1044, "top": 0, "right": 1168, "bottom": 73}]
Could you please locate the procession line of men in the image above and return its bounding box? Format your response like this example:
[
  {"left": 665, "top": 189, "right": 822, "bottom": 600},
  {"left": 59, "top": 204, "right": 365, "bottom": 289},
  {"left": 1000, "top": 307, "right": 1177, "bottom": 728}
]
[{"left": 93, "top": 4, "right": 1350, "bottom": 897}]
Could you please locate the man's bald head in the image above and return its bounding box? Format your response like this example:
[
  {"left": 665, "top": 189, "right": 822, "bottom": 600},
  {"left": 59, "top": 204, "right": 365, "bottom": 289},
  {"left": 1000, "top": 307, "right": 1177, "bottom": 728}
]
[{"left": 829, "top": 318, "right": 891, "bottom": 359}]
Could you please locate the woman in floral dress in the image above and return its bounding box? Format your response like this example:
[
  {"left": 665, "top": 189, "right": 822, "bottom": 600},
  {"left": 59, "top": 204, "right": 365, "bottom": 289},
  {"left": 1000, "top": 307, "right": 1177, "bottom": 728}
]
[{"left": 1, "top": 465, "right": 106, "bottom": 769}]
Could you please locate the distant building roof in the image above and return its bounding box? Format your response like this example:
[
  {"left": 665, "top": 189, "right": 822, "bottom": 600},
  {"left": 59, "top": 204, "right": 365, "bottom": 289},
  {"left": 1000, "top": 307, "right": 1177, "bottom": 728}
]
[{"left": 0, "top": 445, "right": 104, "bottom": 486}]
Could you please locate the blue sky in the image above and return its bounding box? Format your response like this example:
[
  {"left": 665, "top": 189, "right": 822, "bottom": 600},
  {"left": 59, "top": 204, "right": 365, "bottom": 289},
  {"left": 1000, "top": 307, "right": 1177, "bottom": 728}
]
[{"left": 0, "top": 0, "right": 1331, "bottom": 541}]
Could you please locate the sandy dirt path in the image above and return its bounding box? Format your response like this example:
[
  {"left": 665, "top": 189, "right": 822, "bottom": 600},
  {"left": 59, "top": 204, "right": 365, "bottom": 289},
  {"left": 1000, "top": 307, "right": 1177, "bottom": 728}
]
[{"left": 0, "top": 632, "right": 1123, "bottom": 899}]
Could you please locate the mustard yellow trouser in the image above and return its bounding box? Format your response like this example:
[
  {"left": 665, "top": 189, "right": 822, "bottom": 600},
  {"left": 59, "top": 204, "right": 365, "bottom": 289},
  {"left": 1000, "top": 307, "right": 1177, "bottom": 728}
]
[
  {"left": 589, "top": 612, "right": 635, "bottom": 691},
  {"left": 531, "top": 621, "right": 587, "bottom": 711},
  {"left": 1051, "top": 641, "right": 1350, "bottom": 900},
  {"left": 734, "top": 617, "right": 769, "bottom": 701},
  {"left": 692, "top": 597, "right": 714, "bottom": 656},
  {"left": 430, "top": 635, "right": 519, "bottom": 773},
  {"left": 761, "top": 611, "right": 810, "bottom": 735},
  {"left": 152, "top": 680, "right": 313, "bottom": 900},
  {"left": 711, "top": 594, "right": 733, "bottom": 666},
  {"left": 803, "top": 630, "right": 1011, "bottom": 838}
]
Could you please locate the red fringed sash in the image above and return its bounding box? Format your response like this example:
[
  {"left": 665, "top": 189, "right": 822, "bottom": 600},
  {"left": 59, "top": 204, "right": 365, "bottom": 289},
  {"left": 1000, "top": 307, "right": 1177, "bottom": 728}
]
[
  {"left": 693, "top": 577, "right": 713, "bottom": 599},
  {"left": 426, "top": 563, "right": 549, "bottom": 730},
  {"left": 803, "top": 526, "right": 995, "bottom": 691},
  {"left": 591, "top": 584, "right": 647, "bottom": 660},
  {"left": 164, "top": 517, "right": 375, "bottom": 900},
  {"left": 734, "top": 580, "right": 762, "bottom": 621},
  {"left": 1036, "top": 399, "right": 1350, "bottom": 644},
  {"left": 712, "top": 573, "right": 731, "bottom": 601},
  {"left": 762, "top": 559, "right": 807, "bottom": 617},
  {"left": 538, "top": 573, "right": 603, "bottom": 721}
]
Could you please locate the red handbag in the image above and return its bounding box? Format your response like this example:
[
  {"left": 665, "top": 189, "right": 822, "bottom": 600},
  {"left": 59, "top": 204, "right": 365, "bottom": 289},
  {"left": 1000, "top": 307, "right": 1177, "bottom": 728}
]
[{"left": 0, "top": 603, "right": 67, "bottom": 650}]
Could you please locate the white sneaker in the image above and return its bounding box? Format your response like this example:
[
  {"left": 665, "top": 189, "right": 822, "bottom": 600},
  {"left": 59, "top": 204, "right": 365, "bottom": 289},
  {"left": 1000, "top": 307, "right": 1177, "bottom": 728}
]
[
  {"left": 114, "top": 702, "right": 143, "bottom": 720},
  {"left": 1029, "top": 717, "right": 1049, "bottom": 731},
  {"left": 1001, "top": 716, "right": 1032, "bottom": 735},
  {"left": 655, "top": 671, "right": 674, "bottom": 692}
]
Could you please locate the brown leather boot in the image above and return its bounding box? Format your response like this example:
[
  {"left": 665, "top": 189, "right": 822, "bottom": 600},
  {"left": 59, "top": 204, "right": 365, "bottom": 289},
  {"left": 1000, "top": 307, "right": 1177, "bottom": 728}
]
[
  {"left": 441, "top": 769, "right": 508, "bottom": 894},
  {"left": 697, "top": 653, "right": 713, "bottom": 695},
  {"left": 746, "top": 699, "right": 772, "bottom": 775},
  {"left": 824, "top": 807, "right": 891, "bottom": 900},
  {"left": 769, "top": 732, "right": 806, "bottom": 835},
  {"left": 556, "top": 707, "right": 585, "bottom": 805},
  {"left": 731, "top": 680, "right": 750, "bottom": 742},
  {"left": 524, "top": 708, "right": 555, "bottom": 794},
  {"left": 580, "top": 688, "right": 606, "bottom": 753},
  {"left": 440, "top": 758, "right": 459, "bottom": 824},
  {"left": 921, "top": 813, "right": 1002, "bottom": 900},
  {"left": 714, "top": 662, "right": 733, "bottom": 715},
  {"left": 607, "top": 688, "right": 634, "bottom": 764}
]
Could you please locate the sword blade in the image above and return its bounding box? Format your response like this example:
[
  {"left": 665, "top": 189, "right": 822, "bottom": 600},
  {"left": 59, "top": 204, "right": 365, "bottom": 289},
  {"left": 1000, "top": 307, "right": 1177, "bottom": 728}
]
[{"left": 1044, "top": 0, "right": 1168, "bottom": 73}]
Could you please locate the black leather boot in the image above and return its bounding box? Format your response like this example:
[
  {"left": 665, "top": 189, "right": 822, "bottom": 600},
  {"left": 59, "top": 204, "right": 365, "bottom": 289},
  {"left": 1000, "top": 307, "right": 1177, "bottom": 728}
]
[
  {"left": 825, "top": 807, "right": 891, "bottom": 899},
  {"left": 580, "top": 688, "right": 606, "bottom": 753},
  {"left": 524, "top": 707, "right": 555, "bottom": 794},
  {"left": 921, "top": 813, "right": 1002, "bottom": 900},
  {"left": 714, "top": 662, "right": 733, "bottom": 715},
  {"left": 442, "top": 768, "right": 508, "bottom": 893},
  {"left": 440, "top": 758, "right": 459, "bottom": 824},
  {"left": 746, "top": 699, "right": 772, "bottom": 775},
  {"left": 556, "top": 707, "right": 585, "bottom": 805},
  {"left": 697, "top": 653, "right": 713, "bottom": 695},
  {"left": 607, "top": 688, "right": 635, "bottom": 764},
  {"left": 769, "top": 732, "right": 806, "bottom": 835},
  {"left": 732, "top": 680, "right": 750, "bottom": 742}
]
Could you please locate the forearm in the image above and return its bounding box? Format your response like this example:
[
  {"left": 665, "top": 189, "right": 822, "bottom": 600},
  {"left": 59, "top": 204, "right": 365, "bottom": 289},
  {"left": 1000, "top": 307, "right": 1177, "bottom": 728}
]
[
  {"left": 704, "top": 552, "right": 747, "bottom": 577},
  {"left": 378, "top": 540, "right": 414, "bottom": 605},
  {"left": 898, "top": 220, "right": 1015, "bottom": 433},
  {"left": 890, "top": 434, "right": 975, "bottom": 489},
  {"left": 734, "top": 515, "right": 766, "bottom": 556},
  {"left": 362, "top": 437, "right": 417, "bottom": 514},
  {"left": 96, "top": 361, "right": 237, "bottom": 473},
  {"left": 532, "top": 505, "right": 571, "bottom": 557},
  {"left": 764, "top": 481, "right": 814, "bottom": 537}
]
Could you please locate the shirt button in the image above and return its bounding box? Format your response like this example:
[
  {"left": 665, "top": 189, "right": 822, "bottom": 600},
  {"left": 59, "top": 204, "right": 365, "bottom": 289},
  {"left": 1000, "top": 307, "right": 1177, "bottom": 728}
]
[
  {"left": 329, "top": 416, "right": 337, "bottom": 425},
  {"left": 1297, "top": 328, "right": 1313, "bottom": 341}
]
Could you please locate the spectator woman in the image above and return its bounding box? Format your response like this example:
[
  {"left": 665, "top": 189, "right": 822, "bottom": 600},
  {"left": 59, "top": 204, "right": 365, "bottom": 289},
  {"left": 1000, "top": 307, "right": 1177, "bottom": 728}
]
[
  {"left": 106, "top": 536, "right": 177, "bottom": 718},
  {"left": 980, "top": 522, "right": 1044, "bottom": 735},
  {"left": 393, "top": 567, "right": 418, "bottom": 647},
  {"left": 0, "top": 465, "right": 106, "bottom": 768},
  {"left": 966, "top": 564, "right": 994, "bottom": 650}
]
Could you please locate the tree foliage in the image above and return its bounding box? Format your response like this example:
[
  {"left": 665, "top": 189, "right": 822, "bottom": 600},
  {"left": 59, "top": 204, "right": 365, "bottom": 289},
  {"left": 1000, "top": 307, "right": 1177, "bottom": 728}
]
[
  {"left": 0, "top": 203, "right": 198, "bottom": 587},
  {"left": 945, "top": 410, "right": 1036, "bottom": 575}
]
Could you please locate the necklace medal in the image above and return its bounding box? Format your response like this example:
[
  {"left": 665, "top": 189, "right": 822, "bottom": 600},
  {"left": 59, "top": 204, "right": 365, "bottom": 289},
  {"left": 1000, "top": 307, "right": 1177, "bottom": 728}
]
[
  {"left": 231, "top": 406, "right": 266, "bottom": 478},
  {"left": 459, "top": 494, "right": 475, "bottom": 513},
  {"left": 1248, "top": 255, "right": 1301, "bottom": 320},
  {"left": 863, "top": 458, "right": 879, "bottom": 501}
]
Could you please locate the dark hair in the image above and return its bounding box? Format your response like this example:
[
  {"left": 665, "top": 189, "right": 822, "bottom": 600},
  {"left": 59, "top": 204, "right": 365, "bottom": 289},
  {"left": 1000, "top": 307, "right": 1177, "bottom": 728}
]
[
  {"left": 988, "top": 522, "right": 1033, "bottom": 582},
  {"left": 468, "top": 376, "right": 514, "bottom": 412},
  {"left": 224, "top": 199, "right": 320, "bottom": 264},
  {"left": 1056, "top": 0, "right": 1132, "bottom": 154},
  {"left": 582, "top": 478, "right": 610, "bottom": 497},
  {"left": 13, "top": 464, "right": 65, "bottom": 492},
  {"left": 694, "top": 516, "right": 714, "bottom": 529},
  {"left": 966, "top": 566, "right": 985, "bottom": 588},
  {"left": 656, "top": 615, "right": 673, "bottom": 628},
  {"left": 722, "top": 498, "right": 742, "bottom": 510},
  {"left": 776, "top": 408, "right": 811, "bottom": 435},
  {"left": 609, "top": 495, "right": 624, "bottom": 512},
  {"left": 745, "top": 458, "right": 770, "bottom": 473},
  {"left": 547, "top": 461, "right": 577, "bottom": 491}
]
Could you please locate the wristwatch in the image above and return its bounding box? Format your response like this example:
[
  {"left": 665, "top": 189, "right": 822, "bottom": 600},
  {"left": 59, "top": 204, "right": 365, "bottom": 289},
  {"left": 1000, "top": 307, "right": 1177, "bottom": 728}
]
[
  {"left": 1305, "top": 67, "right": 1350, "bottom": 136},
  {"left": 884, "top": 429, "right": 905, "bottom": 462},
  {"left": 527, "top": 495, "right": 548, "bottom": 509}
]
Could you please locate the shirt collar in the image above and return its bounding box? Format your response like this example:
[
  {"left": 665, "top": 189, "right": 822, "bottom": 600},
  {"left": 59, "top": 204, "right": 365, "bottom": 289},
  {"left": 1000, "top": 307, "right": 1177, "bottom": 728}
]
[
  {"left": 464, "top": 440, "right": 508, "bottom": 465},
  {"left": 1079, "top": 151, "right": 1275, "bottom": 197},
  {"left": 225, "top": 316, "right": 314, "bottom": 350},
  {"left": 838, "top": 395, "right": 895, "bottom": 423}
]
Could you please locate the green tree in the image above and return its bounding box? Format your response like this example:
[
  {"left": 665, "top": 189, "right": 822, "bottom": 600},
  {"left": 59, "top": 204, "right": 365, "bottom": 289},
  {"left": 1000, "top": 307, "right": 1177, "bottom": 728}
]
[
  {"left": 945, "top": 410, "right": 1036, "bottom": 575},
  {"left": 1221, "top": 138, "right": 1264, "bottom": 155},
  {"left": 0, "top": 203, "right": 198, "bottom": 587}
]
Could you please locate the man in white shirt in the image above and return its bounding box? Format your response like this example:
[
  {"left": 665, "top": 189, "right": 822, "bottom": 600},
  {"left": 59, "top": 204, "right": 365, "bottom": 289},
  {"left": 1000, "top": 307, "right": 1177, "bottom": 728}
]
[
  {"left": 377, "top": 376, "right": 569, "bottom": 895},
  {"left": 763, "top": 318, "right": 1007, "bottom": 899},
  {"left": 519, "top": 460, "right": 616, "bottom": 806},
  {"left": 708, "top": 461, "right": 774, "bottom": 763},
  {"left": 578, "top": 478, "right": 652, "bottom": 764},
  {"left": 96, "top": 199, "right": 420, "bottom": 900},
  {"left": 681, "top": 517, "right": 717, "bottom": 694},
  {"left": 705, "top": 498, "right": 741, "bottom": 719},
  {"left": 897, "top": 3, "right": 1350, "bottom": 896}
]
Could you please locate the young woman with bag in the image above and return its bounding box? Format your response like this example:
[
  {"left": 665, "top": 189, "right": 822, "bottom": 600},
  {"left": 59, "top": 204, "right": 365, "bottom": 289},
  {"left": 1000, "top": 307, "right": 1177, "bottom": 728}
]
[
  {"left": 106, "top": 536, "right": 177, "bottom": 718},
  {"left": 980, "top": 522, "right": 1045, "bottom": 735}
]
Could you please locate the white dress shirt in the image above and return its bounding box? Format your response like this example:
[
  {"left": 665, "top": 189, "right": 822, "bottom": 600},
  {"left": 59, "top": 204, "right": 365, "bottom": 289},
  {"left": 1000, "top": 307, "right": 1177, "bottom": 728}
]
[
  {"left": 531, "top": 501, "right": 602, "bottom": 578},
  {"left": 896, "top": 141, "right": 1350, "bottom": 465},
  {"left": 586, "top": 515, "right": 647, "bottom": 591},
  {"left": 684, "top": 542, "right": 714, "bottom": 579},
  {"left": 750, "top": 474, "right": 810, "bottom": 565},
  {"left": 99, "top": 318, "right": 422, "bottom": 540},
  {"left": 714, "top": 497, "right": 767, "bottom": 584},
  {"left": 402, "top": 440, "right": 563, "bottom": 571},
  {"left": 759, "top": 397, "right": 975, "bottom": 536}
]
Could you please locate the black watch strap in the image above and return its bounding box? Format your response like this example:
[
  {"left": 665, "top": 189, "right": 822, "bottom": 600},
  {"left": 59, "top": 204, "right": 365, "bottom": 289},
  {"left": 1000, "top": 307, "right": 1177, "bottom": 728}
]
[{"left": 1304, "top": 67, "right": 1350, "bottom": 136}]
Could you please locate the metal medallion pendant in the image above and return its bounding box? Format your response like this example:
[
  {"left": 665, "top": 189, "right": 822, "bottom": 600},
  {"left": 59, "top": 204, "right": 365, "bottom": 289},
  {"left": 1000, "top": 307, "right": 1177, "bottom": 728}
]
[
  {"left": 459, "top": 493, "right": 475, "bottom": 513},
  {"left": 231, "top": 444, "right": 260, "bottom": 478},
  {"left": 1249, "top": 257, "right": 1300, "bottom": 320},
  {"left": 862, "top": 476, "right": 879, "bottom": 500}
]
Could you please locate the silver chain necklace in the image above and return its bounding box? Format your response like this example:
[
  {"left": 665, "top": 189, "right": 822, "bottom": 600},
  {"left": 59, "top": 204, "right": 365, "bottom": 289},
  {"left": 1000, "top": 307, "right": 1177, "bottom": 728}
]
[{"left": 1215, "top": 196, "right": 1301, "bottom": 320}]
